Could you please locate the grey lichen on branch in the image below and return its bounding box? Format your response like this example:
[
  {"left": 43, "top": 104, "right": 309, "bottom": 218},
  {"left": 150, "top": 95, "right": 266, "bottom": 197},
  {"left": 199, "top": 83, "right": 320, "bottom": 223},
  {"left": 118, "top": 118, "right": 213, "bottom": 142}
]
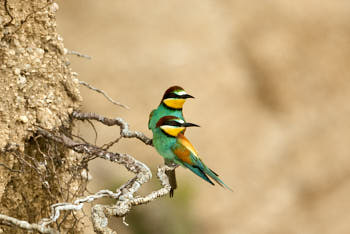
[
  {"left": 71, "top": 111, "right": 152, "bottom": 145},
  {"left": 0, "top": 110, "right": 171, "bottom": 233},
  {"left": 33, "top": 111, "right": 170, "bottom": 233},
  {"left": 0, "top": 214, "right": 58, "bottom": 234}
]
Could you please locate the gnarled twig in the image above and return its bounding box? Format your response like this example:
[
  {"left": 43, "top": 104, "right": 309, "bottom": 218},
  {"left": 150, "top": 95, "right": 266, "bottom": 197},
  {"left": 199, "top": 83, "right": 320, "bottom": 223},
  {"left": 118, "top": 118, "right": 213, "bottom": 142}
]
[
  {"left": 78, "top": 81, "right": 130, "bottom": 109},
  {"left": 1, "top": 111, "right": 171, "bottom": 233}
]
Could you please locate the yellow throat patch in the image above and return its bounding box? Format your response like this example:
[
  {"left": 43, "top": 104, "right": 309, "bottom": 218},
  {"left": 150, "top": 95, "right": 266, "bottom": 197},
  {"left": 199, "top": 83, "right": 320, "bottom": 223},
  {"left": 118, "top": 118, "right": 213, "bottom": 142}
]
[
  {"left": 160, "top": 125, "right": 185, "bottom": 137},
  {"left": 163, "top": 98, "right": 186, "bottom": 109}
]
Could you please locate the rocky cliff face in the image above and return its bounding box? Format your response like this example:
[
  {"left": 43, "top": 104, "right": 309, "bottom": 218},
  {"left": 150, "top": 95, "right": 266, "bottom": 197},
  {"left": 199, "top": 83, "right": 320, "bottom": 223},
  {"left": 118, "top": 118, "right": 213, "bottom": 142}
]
[{"left": 0, "top": 1, "right": 85, "bottom": 233}]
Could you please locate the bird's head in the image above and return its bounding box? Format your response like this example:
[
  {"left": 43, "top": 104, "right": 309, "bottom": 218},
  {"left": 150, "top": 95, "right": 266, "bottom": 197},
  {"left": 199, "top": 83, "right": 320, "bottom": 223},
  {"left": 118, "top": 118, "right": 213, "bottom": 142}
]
[
  {"left": 156, "top": 116, "right": 199, "bottom": 137},
  {"left": 161, "top": 86, "right": 194, "bottom": 109}
]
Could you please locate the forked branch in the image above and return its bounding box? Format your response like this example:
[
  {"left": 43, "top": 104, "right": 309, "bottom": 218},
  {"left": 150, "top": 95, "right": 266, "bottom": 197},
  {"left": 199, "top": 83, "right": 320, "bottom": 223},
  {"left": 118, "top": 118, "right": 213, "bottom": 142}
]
[{"left": 0, "top": 111, "right": 171, "bottom": 233}]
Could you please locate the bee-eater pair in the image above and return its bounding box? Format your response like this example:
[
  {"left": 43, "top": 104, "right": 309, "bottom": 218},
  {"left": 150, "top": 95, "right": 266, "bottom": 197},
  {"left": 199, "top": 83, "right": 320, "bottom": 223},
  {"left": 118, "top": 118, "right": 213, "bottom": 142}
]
[{"left": 149, "top": 86, "right": 231, "bottom": 196}]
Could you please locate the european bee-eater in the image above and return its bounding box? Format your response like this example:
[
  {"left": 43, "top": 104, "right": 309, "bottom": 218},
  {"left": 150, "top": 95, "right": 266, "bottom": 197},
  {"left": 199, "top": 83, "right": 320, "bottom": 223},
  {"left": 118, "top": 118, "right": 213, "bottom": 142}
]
[
  {"left": 148, "top": 85, "right": 194, "bottom": 131},
  {"left": 149, "top": 86, "right": 194, "bottom": 197},
  {"left": 153, "top": 116, "right": 232, "bottom": 191}
]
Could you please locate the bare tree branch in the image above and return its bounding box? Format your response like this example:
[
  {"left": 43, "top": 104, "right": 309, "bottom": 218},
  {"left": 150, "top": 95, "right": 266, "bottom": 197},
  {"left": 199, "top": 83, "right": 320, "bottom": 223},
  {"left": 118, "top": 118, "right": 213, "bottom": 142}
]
[
  {"left": 1, "top": 111, "right": 170, "bottom": 233},
  {"left": 66, "top": 50, "right": 92, "bottom": 59},
  {"left": 79, "top": 81, "right": 130, "bottom": 109},
  {"left": 71, "top": 111, "right": 152, "bottom": 145},
  {"left": 39, "top": 190, "right": 121, "bottom": 226},
  {"left": 0, "top": 214, "right": 58, "bottom": 234},
  {"left": 37, "top": 111, "right": 170, "bottom": 232}
]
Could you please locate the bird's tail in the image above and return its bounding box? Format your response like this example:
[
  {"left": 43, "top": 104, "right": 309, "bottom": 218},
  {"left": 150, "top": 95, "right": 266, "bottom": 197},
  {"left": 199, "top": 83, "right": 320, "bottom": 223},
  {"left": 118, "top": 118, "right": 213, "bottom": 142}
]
[
  {"left": 184, "top": 160, "right": 232, "bottom": 191},
  {"left": 203, "top": 166, "right": 233, "bottom": 191}
]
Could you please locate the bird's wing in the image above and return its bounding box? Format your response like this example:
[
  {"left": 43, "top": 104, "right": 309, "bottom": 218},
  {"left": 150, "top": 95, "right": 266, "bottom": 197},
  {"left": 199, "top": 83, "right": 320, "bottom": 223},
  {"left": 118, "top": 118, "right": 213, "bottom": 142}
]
[
  {"left": 171, "top": 133, "right": 199, "bottom": 165},
  {"left": 148, "top": 109, "right": 155, "bottom": 130},
  {"left": 171, "top": 133, "right": 233, "bottom": 190},
  {"left": 171, "top": 133, "right": 214, "bottom": 185}
]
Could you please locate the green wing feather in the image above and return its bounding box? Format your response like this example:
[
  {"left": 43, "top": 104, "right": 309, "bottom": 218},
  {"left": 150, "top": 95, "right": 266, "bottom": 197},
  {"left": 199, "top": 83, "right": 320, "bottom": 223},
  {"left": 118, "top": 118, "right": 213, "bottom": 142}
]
[{"left": 171, "top": 134, "right": 232, "bottom": 190}]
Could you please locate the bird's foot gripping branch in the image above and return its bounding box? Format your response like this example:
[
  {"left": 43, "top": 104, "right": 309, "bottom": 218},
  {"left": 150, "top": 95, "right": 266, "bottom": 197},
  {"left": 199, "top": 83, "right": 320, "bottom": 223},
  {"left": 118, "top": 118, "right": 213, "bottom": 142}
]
[{"left": 0, "top": 111, "right": 172, "bottom": 234}]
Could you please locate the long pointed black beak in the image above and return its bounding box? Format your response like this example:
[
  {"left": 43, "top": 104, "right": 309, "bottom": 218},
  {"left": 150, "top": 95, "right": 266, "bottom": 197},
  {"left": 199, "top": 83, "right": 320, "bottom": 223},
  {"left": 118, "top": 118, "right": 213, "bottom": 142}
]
[
  {"left": 183, "top": 122, "right": 200, "bottom": 127},
  {"left": 182, "top": 94, "right": 194, "bottom": 99}
]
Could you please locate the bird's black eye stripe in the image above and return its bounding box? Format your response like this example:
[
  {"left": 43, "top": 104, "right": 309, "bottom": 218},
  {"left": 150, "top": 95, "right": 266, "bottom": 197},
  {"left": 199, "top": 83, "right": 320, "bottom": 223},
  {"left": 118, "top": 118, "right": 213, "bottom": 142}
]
[
  {"left": 163, "top": 120, "right": 182, "bottom": 127},
  {"left": 164, "top": 93, "right": 182, "bottom": 99}
]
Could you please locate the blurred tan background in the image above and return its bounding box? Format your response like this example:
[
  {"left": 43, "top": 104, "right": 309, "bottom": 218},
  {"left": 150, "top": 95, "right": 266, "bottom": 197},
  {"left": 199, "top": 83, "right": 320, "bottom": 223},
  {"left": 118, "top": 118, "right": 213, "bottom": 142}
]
[{"left": 57, "top": 1, "right": 350, "bottom": 234}]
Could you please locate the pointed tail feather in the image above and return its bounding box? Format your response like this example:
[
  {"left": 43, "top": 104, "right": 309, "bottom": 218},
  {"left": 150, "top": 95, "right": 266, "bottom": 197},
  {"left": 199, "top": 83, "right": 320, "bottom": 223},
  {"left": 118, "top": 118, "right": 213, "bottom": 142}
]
[
  {"left": 209, "top": 168, "right": 219, "bottom": 176},
  {"left": 204, "top": 167, "right": 233, "bottom": 191},
  {"left": 195, "top": 159, "right": 233, "bottom": 191},
  {"left": 184, "top": 164, "right": 215, "bottom": 185},
  {"left": 182, "top": 160, "right": 232, "bottom": 191}
]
